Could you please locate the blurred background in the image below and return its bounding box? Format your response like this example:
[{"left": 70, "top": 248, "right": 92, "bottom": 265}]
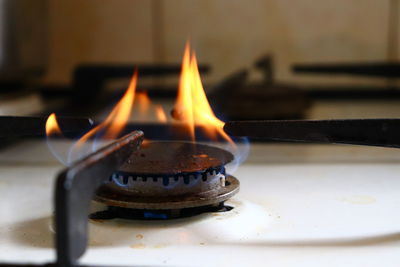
[{"left": 2, "top": 0, "right": 400, "bottom": 122}]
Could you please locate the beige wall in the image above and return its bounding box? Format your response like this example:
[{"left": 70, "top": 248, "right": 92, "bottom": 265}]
[
  {"left": 44, "top": 0, "right": 154, "bottom": 84},
  {"left": 44, "top": 0, "right": 392, "bottom": 85}
]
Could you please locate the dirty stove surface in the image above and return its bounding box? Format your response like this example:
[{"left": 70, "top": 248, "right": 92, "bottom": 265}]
[{"left": 1, "top": 140, "right": 400, "bottom": 266}]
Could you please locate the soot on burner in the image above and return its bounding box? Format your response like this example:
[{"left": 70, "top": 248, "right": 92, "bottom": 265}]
[{"left": 93, "top": 141, "right": 239, "bottom": 219}]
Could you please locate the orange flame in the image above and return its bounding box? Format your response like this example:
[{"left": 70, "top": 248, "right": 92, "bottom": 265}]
[
  {"left": 155, "top": 105, "right": 167, "bottom": 123},
  {"left": 136, "top": 91, "right": 151, "bottom": 115},
  {"left": 74, "top": 70, "right": 137, "bottom": 147},
  {"left": 45, "top": 43, "right": 234, "bottom": 166},
  {"left": 173, "top": 42, "right": 233, "bottom": 144},
  {"left": 45, "top": 113, "right": 62, "bottom": 136},
  {"left": 134, "top": 90, "right": 168, "bottom": 123},
  {"left": 45, "top": 71, "right": 140, "bottom": 164}
]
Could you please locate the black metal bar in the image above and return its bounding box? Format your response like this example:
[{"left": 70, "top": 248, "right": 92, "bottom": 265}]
[
  {"left": 119, "top": 123, "right": 230, "bottom": 142},
  {"left": 0, "top": 116, "right": 93, "bottom": 138},
  {"left": 74, "top": 64, "right": 209, "bottom": 79},
  {"left": 73, "top": 64, "right": 210, "bottom": 102},
  {"left": 55, "top": 131, "right": 144, "bottom": 267},
  {"left": 293, "top": 62, "right": 400, "bottom": 78},
  {"left": 208, "top": 69, "right": 248, "bottom": 98},
  {"left": 254, "top": 55, "right": 274, "bottom": 83},
  {"left": 0, "top": 264, "right": 56, "bottom": 267},
  {"left": 0, "top": 264, "right": 151, "bottom": 267},
  {"left": 208, "top": 69, "right": 248, "bottom": 116},
  {"left": 306, "top": 86, "right": 400, "bottom": 100},
  {"left": 224, "top": 119, "right": 400, "bottom": 148}
]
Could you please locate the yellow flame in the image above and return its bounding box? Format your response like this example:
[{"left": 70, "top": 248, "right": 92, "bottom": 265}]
[
  {"left": 136, "top": 91, "right": 151, "bottom": 115},
  {"left": 75, "top": 70, "right": 137, "bottom": 147},
  {"left": 46, "top": 42, "right": 234, "bottom": 167},
  {"left": 174, "top": 42, "right": 195, "bottom": 139},
  {"left": 47, "top": 70, "right": 167, "bottom": 151},
  {"left": 155, "top": 105, "right": 167, "bottom": 123},
  {"left": 173, "top": 42, "right": 233, "bottom": 144},
  {"left": 45, "top": 113, "right": 62, "bottom": 136}
]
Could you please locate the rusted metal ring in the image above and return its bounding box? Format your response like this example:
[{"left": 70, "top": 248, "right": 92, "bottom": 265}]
[{"left": 94, "top": 175, "right": 239, "bottom": 210}]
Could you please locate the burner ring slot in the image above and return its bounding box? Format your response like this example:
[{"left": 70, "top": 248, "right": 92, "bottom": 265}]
[{"left": 107, "top": 166, "right": 226, "bottom": 197}]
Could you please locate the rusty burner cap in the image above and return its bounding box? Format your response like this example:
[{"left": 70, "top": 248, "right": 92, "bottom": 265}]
[
  {"left": 94, "top": 141, "right": 240, "bottom": 218},
  {"left": 120, "top": 141, "right": 234, "bottom": 176}
]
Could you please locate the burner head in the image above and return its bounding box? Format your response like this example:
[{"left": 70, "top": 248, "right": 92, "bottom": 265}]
[
  {"left": 119, "top": 141, "right": 233, "bottom": 176},
  {"left": 94, "top": 141, "right": 239, "bottom": 211}
]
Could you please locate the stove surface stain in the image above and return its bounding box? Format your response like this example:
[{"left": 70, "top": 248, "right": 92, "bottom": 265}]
[
  {"left": 87, "top": 199, "right": 272, "bottom": 249},
  {"left": 135, "top": 234, "right": 143, "bottom": 239},
  {"left": 130, "top": 243, "right": 146, "bottom": 249},
  {"left": 340, "top": 195, "right": 376, "bottom": 205}
]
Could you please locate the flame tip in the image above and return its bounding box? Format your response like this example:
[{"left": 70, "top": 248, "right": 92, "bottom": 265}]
[
  {"left": 174, "top": 44, "right": 234, "bottom": 145},
  {"left": 46, "top": 113, "right": 62, "bottom": 137}
]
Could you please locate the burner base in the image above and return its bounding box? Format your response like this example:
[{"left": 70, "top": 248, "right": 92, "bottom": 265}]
[
  {"left": 90, "top": 202, "right": 234, "bottom": 220},
  {"left": 94, "top": 175, "right": 239, "bottom": 210}
]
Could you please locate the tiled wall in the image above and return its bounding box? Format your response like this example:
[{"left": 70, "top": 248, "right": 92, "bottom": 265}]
[{"left": 44, "top": 0, "right": 394, "bottom": 86}]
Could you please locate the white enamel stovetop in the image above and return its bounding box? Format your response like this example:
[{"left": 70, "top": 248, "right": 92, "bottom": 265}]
[{"left": 1, "top": 139, "right": 400, "bottom": 266}]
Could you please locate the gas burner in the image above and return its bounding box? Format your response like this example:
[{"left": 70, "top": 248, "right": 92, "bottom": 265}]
[{"left": 94, "top": 141, "right": 239, "bottom": 219}]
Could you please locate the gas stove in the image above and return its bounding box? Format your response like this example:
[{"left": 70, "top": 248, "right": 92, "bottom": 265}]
[
  {"left": 2, "top": 135, "right": 400, "bottom": 266},
  {"left": 3, "top": 41, "right": 400, "bottom": 267}
]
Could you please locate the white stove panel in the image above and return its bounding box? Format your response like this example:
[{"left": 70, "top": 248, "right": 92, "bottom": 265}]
[{"left": 1, "top": 141, "right": 400, "bottom": 266}]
